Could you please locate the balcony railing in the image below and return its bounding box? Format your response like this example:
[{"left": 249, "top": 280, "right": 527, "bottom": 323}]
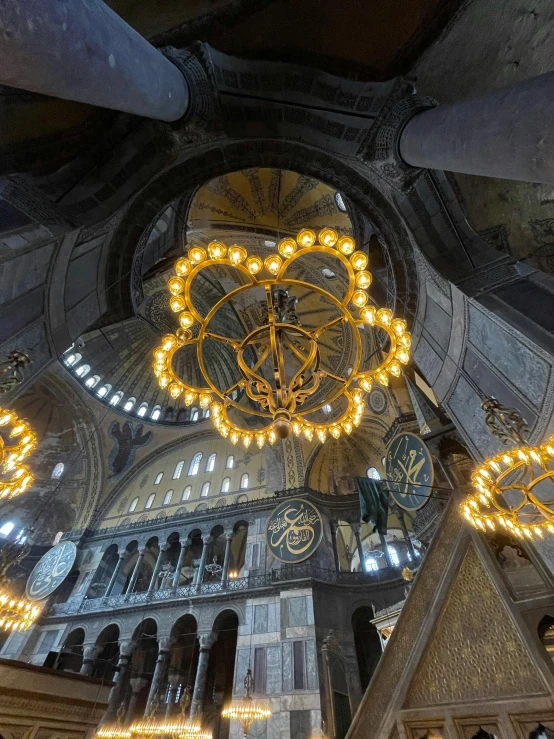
[{"left": 46, "top": 560, "right": 410, "bottom": 618}]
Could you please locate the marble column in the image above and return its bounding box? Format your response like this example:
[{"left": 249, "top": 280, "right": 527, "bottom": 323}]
[
  {"left": 190, "top": 632, "right": 218, "bottom": 720},
  {"left": 105, "top": 552, "right": 128, "bottom": 598},
  {"left": 105, "top": 641, "right": 134, "bottom": 720},
  {"left": 147, "top": 544, "right": 168, "bottom": 596},
  {"left": 125, "top": 547, "right": 147, "bottom": 597},
  {"left": 195, "top": 536, "right": 212, "bottom": 593},
  {"left": 145, "top": 638, "right": 171, "bottom": 715},
  {"left": 221, "top": 531, "right": 234, "bottom": 586},
  {"left": 173, "top": 538, "right": 190, "bottom": 591},
  {"left": 329, "top": 521, "right": 340, "bottom": 573},
  {"left": 399, "top": 71, "right": 554, "bottom": 185},
  {"left": 0, "top": 0, "right": 189, "bottom": 121},
  {"left": 379, "top": 533, "right": 394, "bottom": 569},
  {"left": 352, "top": 524, "right": 368, "bottom": 574},
  {"left": 126, "top": 677, "right": 148, "bottom": 721},
  {"left": 80, "top": 645, "right": 100, "bottom": 676}
]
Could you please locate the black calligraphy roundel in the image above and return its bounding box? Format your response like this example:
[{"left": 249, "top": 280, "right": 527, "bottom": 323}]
[
  {"left": 26, "top": 541, "right": 77, "bottom": 601},
  {"left": 266, "top": 498, "right": 323, "bottom": 563},
  {"left": 385, "top": 432, "right": 434, "bottom": 511}
]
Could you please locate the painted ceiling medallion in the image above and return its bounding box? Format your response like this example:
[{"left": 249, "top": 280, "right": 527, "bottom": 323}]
[{"left": 152, "top": 229, "right": 411, "bottom": 445}]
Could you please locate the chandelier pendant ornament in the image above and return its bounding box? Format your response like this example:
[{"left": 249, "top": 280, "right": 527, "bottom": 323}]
[
  {"left": 152, "top": 229, "right": 411, "bottom": 444},
  {"left": 0, "top": 407, "right": 36, "bottom": 500},
  {"left": 222, "top": 668, "right": 271, "bottom": 738},
  {"left": 461, "top": 397, "right": 554, "bottom": 539},
  {"left": 0, "top": 533, "right": 42, "bottom": 632}
]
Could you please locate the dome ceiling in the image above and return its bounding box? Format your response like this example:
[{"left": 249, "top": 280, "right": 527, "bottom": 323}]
[{"left": 63, "top": 168, "right": 389, "bottom": 427}]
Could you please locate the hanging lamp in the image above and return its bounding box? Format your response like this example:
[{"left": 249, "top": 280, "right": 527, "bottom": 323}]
[
  {"left": 222, "top": 668, "right": 271, "bottom": 738},
  {"left": 0, "top": 407, "right": 36, "bottom": 500},
  {"left": 152, "top": 229, "right": 411, "bottom": 445},
  {"left": 0, "top": 533, "right": 42, "bottom": 632},
  {"left": 93, "top": 704, "right": 132, "bottom": 739},
  {"left": 461, "top": 397, "right": 554, "bottom": 538}
]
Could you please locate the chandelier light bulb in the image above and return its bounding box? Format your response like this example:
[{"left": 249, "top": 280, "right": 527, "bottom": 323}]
[
  {"left": 170, "top": 296, "right": 186, "bottom": 313},
  {"left": 175, "top": 258, "right": 192, "bottom": 276},
  {"left": 350, "top": 251, "right": 368, "bottom": 270},
  {"left": 389, "top": 360, "right": 402, "bottom": 377},
  {"left": 278, "top": 238, "right": 297, "bottom": 258},
  {"left": 242, "top": 434, "right": 253, "bottom": 449},
  {"left": 337, "top": 236, "right": 355, "bottom": 255},
  {"left": 316, "top": 428, "right": 327, "bottom": 443},
  {"left": 256, "top": 433, "right": 265, "bottom": 449},
  {"left": 189, "top": 247, "right": 207, "bottom": 264},
  {"left": 330, "top": 425, "right": 341, "bottom": 439},
  {"left": 376, "top": 308, "right": 393, "bottom": 326},
  {"left": 208, "top": 241, "right": 227, "bottom": 259},
  {"left": 391, "top": 318, "right": 407, "bottom": 336},
  {"left": 264, "top": 255, "right": 282, "bottom": 274},
  {"left": 352, "top": 290, "right": 368, "bottom": 308},
  {"left": 398, "top": 333, "right": 412, "bottom": 348},
  {"left": 360, "top": 305, "right": 376, "bottom": 325},
  {"left": 168, "top": 277, "right": 185, "bottom": 295},
  {"left": 396, "top": 348, "right": 410, "bottom": 365},
  {"left": 319, "top": 228, "right": 338, "bottom": 246},
  {"left": 355, "top": 271, "right": 372, "bottom": 289},
  {"left": 179, "top": 312, "right": 195, "bottom": 329},
  {"left": 184, "top": 391, "right": 196, "bottom": 406},
  {"left": 297, "top": 229, "right": 316, "bottom": 248},
  {"left": 169, "top": 383, "right": 182, "bottom": 399},
  {"left": 230, "top": 430, "right": 240, "bottom": 445},
  {"left": 246, "top": 256, "right": 263, "bottom": 275},
  {"left": 229, "top": 246, "right": 247, "bottom": 264},
  {"left": 199, "top": 393, "right": 211, "bottom": 408},
  {"left": 162, "top": 334, "right": 177, "bottom": 351}
]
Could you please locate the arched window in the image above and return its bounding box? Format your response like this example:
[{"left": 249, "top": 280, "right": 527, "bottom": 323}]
[
  {"left": 163, "top": 490, "right": 173, "bottom": 506},
  {"left": 191, "top": 407, "right": 199, "bottom": 422},
  {"left": 123, "top": 397, "right": 136, "bottom": 412},
  {"left": 97, "top": 383, "right": 111, "bottom": 398},
  {"left": 189, "top": 453, "right": 202, "bottom": 476},
  {"left": 206, "top": 453, "right": 216, "bottom": 472},
  {"left": 173, "top": 461, "right": 185, "bottom": 479},
  {"left": 75, "top": 364, "right": 90, "bottom": 377},
  {"left": 240, "top": 473, "right": 249, "bottom": 490},
  {"left": 203, "top": 407, "right": 210, "bottom": 419},
  {"left": 154, "top": 472, "right": 163, "bottom": 485},
  {"left": 335, "top": 192, "right": 347, "bottom": 212},
  {"left": 388, "top": 546, "right": 399, "bottom": 567},
  {"left": 221, "top": 477, "right": 231, "bottom": 493},
  {"left": 51, "top": 462, "right": 64, "bottom": 479},
  {"left": 109, "top": 391, "right": 123, "bottom": 406},
  {"left": 145, "top": 493, "right": 156, "bottom": 509},
  {"left": 151, "top": 406, "right": 161, "bottom": 421},
  {"left": 226, "top": 455, "right": 234, "bottom": 469},
  {"left": 128, "top": 497, "right": 139, "bottom": 512},
  {"left": 181, "top": 486, "right": 191, "bottom": 501},
  {"left": 365, "top": 556, "right": 379, "bottom": 572},
  {"left": 64, "top": 353, "right": 81, "bottom": 367},
  {"left": 53, "top": 531, "right": 64, "bottom": 545},
  {"left": 0, "top": 522, "right": 14, "bottom": 536},
  {"left": 85, "top": 375, "right": 100, "bottom": 388},
  {"left": 200, "top": 482, "right": 210, "bottom": 498},
  {"left": 367, "top": 467, "right": 381, "bottom": 480}
]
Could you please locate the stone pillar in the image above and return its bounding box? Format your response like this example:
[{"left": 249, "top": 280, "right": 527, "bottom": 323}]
[
  {"left": 221, "top": 531, "right": 234, "bottom": 586},
  {"left": 105, "top": 552, "right": 128, "bottom": 598},
  {"left": 126, "top": 677, "right": 148, "bottom": 722},
  {"left": 195, "top": 536, "right": 212, "bottom": 593},
  {"left": 0, "top": 0, "right": 189, "bottom": 121},
  {"left": 190, "top": 633, "right": 218, "bottom": 720},
  {"left": 379, "top": 533, "right": 394, "bottom": 569},
  {"left": 352, "top": 524, "right": 368, "bottom": 574},
  {"left": 145, "top": 638, "right": 172, "bottom": 716},
  {"left": 125, "top": 548, "right": 147, "bottom": 597},
  {"left": 399, "top": 71, "right": 554, "bottom": 185},
  {"left": 80, "top": 645, "right": 100, "bottom": 676},
  {"left": 173, "top": 538, "right": 190, "bottom": 591},
  {"left": 147, "top": 544, "right": 168, "bottom": 596},
  {"left": 105, "top": 641, "right": 134, "bottom": 720},
  {"left": 329, "top": 521, "right": 340, "bottom": 573}
]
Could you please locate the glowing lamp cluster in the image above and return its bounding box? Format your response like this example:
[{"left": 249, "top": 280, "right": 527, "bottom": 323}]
[
  {"left": 129, "top": 718, "right": 211, "bottom": 739},
  {"left": 152, "top": 229, "right": 411, "bottom": 444},
  {"left": 0, "top": 408, "right": 36, "bottom": 500},
  {"left": 222, "top": 669, "right": 271, "bottom": 738},
  {"left": 0, "top": 590, "right": 41, "bottom": 632}
]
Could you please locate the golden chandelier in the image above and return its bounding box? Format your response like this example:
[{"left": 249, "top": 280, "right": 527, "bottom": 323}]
[
  {"left": 462, "top": 397, "right": 554, "bottom": 539},
  {"left": 0, "top": 407, "right": 36, "bottom": 500},
  {"left": 152, "top": 229, "right": 411, "bottom": 444},
  {"left": 0, "top": 536, "right": 42, "bottom": 632},
  {"left": 221, "top": 668, "right": 271, "bottom": 738}
]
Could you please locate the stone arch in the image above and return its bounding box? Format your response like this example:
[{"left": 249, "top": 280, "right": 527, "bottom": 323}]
[{"left": 92, "top": 623, "right": 121, "bottom": 681}]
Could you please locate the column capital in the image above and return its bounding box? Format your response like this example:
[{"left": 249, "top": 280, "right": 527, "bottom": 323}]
[
  {"left": 119, "top": 551, "right": 130, "bottom": 561},
  {"left": 160, "top": 543, "right": 170, "bottom": 552},
  {"left": 224, "top": 531, "right": 235, "bottom": 541},
  {"left": 157, "top": 637, "right": 173, "bottom": 652},
  {"left": 197, "top": 632, "right": 218, "bottom": 651},
  {"left": 119, "top": 640, "right": 135, "bottom": 657},
  {"left": 83, "top": 644, "right": 100, "bottom": 661},
  {"left": 201, "top": 534, "right": 212, "bottom": 545},
  {"left": 138, "top": 546, "right": 148, "bottom": 555}
]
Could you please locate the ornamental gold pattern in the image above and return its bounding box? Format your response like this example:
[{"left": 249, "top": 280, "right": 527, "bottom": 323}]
[
  {"left": 152, "top": 229, "right": 411, "bottom": 445},
  {"left": 0, "top": 407, "right": 36, "bottom": 500}
]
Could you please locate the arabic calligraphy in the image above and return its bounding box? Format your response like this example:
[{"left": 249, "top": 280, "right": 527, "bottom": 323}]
[
  {"left": 26, "top": 541, "right": 76, "bottom": 600},
  {"left": 266, "top": 499, "right": 322, "bottom": 563},
  {"left": 386, "top": 433, "right": 434, "bottom": 511}
]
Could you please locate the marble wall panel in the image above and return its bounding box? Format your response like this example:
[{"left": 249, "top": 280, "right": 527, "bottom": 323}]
[
  {"left": 306, "top": 639, "right": 317, "bottom": 690},
  {"left": 282, "top": 641, "right": 293, "bottom": 692},
  {"left": 266, "top": 645, "right": 282, "bottom": 694},
  {"left": 290, "top": 710, "right": 311, "bottom": 739},
  {"left": 254, "top": 604, "right": 269, "bottom": 634},
  {"left": 287, "top": 596, "right": 308, "bottom": 628},
  {"left": 234, "top": 648, "right": 250, "bottom": 695}
]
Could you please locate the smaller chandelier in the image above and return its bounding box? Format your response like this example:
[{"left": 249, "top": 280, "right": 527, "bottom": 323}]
[
  {"left": 222, "top": 668, "right": 271, "bottom": 738},
  {"left": 152, "top": 229, "right": 411, "bottom": 445},
  {"left": 0, "top": 407, "right": 36, "bottom": 500},
  {"left": 130, "top": 692, "right": 212, "bottom": 739},
  {"left": 0, "top": 535, "right": 42, "bottom": 632},
  {"left": 461, "top": 397, "right": 554, "bottom": 538},
  {"left": 94, "top": 705, "right": 131, "bottom": 739}
]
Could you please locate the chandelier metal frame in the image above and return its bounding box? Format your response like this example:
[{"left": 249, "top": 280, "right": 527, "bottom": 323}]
[
  {"left": 0, "top": 407, "right": 36, "bottom": 500},
  {"left": 221, "top": 668, "right": 271, "bottom": 738},
  {"left": 152, "top": 229, "right": 411, "bottom": 445},
  {"left": 462, "top": 397, "right": 554, "bottom": 539}
]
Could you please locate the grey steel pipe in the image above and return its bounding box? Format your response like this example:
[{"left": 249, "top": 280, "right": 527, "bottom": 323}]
[
  {"left": 399, "top": 71, "right": 554, "bottom": 184},
  {"left": 0, "top": 0, "right": 189, "bottom": 121}
]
